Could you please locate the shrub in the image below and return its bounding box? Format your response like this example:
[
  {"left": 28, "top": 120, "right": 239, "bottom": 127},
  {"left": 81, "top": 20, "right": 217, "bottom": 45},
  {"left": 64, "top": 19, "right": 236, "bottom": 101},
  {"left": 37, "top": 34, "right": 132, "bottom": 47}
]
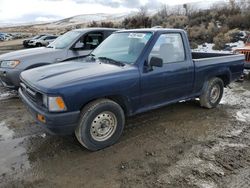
[{"left": 213, "top": 33, "right": 231, "bottom": 50}]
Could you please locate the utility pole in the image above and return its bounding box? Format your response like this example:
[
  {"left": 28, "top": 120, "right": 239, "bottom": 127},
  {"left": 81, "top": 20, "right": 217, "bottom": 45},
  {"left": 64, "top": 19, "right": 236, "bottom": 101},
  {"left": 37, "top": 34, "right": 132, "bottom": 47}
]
[{"left": 183, "top": 4, "right": 188, "bottom": 16}]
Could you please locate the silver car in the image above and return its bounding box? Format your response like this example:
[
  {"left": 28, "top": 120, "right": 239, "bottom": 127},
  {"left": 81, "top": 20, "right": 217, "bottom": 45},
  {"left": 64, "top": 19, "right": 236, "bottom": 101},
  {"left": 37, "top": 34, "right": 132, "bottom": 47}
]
[
  {"left": 28, "top": 35, "right": 58, "bottom": 47},
  {"left": 0, "top": 28, "right": 118, "bottom": 88}
]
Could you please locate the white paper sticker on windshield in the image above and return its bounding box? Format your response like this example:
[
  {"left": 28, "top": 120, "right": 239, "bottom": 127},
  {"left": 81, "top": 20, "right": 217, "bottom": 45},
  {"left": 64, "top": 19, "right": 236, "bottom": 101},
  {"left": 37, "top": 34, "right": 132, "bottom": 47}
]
[{"left": 128, "top": 33, "right": 146, "bottom": 39}]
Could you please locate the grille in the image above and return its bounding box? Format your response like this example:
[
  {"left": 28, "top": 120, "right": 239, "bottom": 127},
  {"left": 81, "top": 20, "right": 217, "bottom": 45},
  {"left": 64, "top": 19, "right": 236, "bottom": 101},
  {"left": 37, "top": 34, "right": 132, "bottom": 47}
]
[
  {"left": 238, "top": 50, "right": 250, "bottom": 63},
  {"left": 20, "top": 82, "right": 42, "bottom": 105}
]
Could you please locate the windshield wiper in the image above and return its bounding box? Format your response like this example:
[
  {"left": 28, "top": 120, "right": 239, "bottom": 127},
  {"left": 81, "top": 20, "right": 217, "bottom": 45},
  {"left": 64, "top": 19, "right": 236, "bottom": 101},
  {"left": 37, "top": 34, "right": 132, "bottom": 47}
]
[
  {"left": 98, "top": 56, "right": 125, "bottom": 67},
  {"left": 86, "top": 53, "right": 96, "bottom": 61}
]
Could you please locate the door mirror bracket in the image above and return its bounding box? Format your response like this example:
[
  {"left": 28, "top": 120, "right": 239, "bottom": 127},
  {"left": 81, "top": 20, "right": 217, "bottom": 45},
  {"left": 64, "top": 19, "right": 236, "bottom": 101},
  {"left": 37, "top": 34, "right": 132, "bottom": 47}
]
[
  {"left": 146, "top": 57, "right": 163, "bottom": 72},
  {"left": 72, "top": 42, "right": 85, "bottom": 50}
]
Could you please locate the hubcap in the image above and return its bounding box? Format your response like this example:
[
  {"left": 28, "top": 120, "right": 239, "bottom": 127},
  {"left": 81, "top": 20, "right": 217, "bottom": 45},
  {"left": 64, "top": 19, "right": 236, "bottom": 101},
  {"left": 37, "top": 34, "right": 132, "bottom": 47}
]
[
  {"left": 210, "top": 84, "right": 220, "bottom": 103},
  {"left": 90, "top": 111, "right": 117, "bottom": 142}
]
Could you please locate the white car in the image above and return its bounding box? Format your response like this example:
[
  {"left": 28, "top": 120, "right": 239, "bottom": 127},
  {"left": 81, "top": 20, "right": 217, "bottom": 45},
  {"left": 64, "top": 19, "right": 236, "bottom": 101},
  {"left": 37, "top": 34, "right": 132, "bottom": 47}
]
[{"left": 28, "top": 35, "right": 58, "bottom": 47}]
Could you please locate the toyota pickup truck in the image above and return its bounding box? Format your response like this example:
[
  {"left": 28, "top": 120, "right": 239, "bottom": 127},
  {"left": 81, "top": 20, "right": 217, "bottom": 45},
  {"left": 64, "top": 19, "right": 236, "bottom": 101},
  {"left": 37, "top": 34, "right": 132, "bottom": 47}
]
[
  {"left": 0, "top": 28, "right": 118, "bottom": 89},
  {"left": 19, "top": 28, "right": 244, "bottom": 151}
]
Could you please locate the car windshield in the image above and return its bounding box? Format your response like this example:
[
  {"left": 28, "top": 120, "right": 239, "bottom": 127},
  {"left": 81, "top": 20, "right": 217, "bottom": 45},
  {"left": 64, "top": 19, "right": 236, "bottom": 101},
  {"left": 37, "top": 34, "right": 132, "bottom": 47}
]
[
  {"left": 32, "top": 35, "right": 43, "bottom": 40},
  {"left": 91, "top": 32, "right": 152, "bottom": 64},
  {"left": 48, "top": 31, "right": 81, "bottom": 49},
  {"left": 39, "top": 36, "right": 48, "bottom": 40}
]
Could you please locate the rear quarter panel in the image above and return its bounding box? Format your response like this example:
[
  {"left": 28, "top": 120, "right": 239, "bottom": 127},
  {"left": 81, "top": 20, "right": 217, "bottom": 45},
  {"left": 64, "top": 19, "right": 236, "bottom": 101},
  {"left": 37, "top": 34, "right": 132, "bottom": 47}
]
[{"left": 193, "top": 54, "right": 244, "bottom": 94}]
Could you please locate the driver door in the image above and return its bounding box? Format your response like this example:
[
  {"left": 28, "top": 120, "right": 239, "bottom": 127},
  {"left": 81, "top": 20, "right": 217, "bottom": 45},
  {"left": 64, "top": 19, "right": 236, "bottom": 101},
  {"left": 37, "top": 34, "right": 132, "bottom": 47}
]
[{"left": 140, "top": 33, "right": 194, "bottom": 108}]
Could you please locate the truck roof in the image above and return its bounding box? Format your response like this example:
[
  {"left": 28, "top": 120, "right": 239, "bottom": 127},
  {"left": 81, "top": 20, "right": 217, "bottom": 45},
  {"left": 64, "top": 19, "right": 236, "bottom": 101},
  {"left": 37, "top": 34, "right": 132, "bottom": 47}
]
[
  {"left": 73, "top": 27, "right": 119, "bottom": 33},
  {"left": 116, "top": 28, "right": 186, "bottom": 33}
]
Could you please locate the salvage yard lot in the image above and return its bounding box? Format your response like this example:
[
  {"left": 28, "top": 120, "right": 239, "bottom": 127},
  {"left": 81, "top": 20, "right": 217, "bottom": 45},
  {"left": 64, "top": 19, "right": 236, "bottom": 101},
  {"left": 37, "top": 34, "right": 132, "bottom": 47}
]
[{"left": 0, "top": 45, "right": 250, "bottom": 188}]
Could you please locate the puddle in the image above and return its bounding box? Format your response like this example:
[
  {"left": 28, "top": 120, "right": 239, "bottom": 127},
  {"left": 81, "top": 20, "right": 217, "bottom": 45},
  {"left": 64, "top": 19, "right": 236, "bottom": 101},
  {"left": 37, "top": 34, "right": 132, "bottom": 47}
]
[
  {"left": 0, "top": 88, "right": 18, "bottom": 101},
  {"left": 0, "top": 121, "right": 30, "bottom": 176},
  {"left": 221, "top": 86, "right": 250, "bottom": 107},
  {"left": 0, "top": 121, "right": 14, "bottom": 141}
]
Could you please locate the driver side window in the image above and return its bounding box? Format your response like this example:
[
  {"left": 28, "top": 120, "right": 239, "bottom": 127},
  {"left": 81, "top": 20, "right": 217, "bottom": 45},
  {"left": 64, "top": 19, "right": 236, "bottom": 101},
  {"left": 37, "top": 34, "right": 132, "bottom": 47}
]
[
  {"left": 82, "top": 32, "right": 104, "bottom": 50},
  {"left": 148, "top": 33, "right": 185, "bottom": 64}
]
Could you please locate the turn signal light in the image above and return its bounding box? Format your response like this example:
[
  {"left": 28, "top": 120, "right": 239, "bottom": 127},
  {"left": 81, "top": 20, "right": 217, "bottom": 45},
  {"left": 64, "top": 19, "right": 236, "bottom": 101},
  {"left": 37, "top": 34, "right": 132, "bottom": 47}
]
[{"left": 37, "top": 114, "right": 46, "bottom": 123}]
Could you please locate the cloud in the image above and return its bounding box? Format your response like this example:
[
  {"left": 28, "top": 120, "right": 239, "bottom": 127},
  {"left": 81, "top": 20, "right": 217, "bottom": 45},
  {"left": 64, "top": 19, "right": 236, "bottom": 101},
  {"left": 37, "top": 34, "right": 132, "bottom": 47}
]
[
  {"left": 65, "top": 0, "right": 144, "bottom": 8},
  {"left": 35, "top": 16, "right": 59, "bottom": 22},
  {"left": 0, "top": 0, "right": 220, "bottom": 23}
]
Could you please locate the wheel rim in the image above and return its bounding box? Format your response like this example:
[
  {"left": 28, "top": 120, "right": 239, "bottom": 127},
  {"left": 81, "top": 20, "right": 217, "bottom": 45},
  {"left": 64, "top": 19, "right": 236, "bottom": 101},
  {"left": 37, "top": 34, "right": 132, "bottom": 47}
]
[
  {"left": 210, "top": 84, "right": 220, "bottom": 103},
  {"left": 90, "top": 111, "right": 117, "bottom": 142}
]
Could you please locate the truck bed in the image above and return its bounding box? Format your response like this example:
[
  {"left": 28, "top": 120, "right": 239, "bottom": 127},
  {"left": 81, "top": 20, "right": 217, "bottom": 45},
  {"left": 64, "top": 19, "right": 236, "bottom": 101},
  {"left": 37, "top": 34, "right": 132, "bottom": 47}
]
[
  {"left": 191, "top": 52, "right": 245, "bottom": 95},
  {"left": 192, "top": 52, "right": 244, "bottom": 67},
  {"left": 192, "top": 51, "right": 243, "bottom": 60}
]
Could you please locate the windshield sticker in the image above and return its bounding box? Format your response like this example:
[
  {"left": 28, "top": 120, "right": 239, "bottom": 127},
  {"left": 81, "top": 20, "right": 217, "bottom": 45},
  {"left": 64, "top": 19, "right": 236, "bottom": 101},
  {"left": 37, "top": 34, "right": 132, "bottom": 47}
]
[{"left": 128, "top": 33, "right": 146, "bottom": 39}]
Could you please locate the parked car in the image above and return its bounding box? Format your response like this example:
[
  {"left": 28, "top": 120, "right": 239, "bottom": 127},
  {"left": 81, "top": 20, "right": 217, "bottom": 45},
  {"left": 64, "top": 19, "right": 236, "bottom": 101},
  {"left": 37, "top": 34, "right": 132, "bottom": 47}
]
[
  {"left": 0, "top": 28, "right": 118, "bottom": 88},
  {"left": 28, "top": 35, "right": 58, "bottom": 47},
  {"left": 0, "top": 33, "right": 13, "bottom": 41},
  {"left": 19, "top": 28, "right": 245, "bottom": 151},
  {"left": 234, "top": 35, "right": 250, "bottom": 69},
  {"left": 23, "top": 34, "right": 46, "bottom": 47}
]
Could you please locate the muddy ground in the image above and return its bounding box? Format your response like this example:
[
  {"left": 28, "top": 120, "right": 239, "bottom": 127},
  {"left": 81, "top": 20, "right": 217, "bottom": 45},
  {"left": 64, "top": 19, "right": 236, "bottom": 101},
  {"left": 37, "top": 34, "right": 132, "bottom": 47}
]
[{"left": 0, "top": 44, "right": 250, "bottom": 188}]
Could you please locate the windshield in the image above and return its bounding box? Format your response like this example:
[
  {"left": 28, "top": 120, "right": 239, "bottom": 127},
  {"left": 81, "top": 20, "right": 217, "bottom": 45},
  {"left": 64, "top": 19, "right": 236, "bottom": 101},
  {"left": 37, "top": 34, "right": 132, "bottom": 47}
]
[
  {"left": 39, "top": 36, "right": 47, "bottom": 40},
  {"left": 32, "top": 35, "right": 43, "bottom": 40},
  {"left": 91, "top": 32, "right": 152, "bottom": 64},
  {"left": 48, "top": 31, "right": 81, "bottom": 49}
]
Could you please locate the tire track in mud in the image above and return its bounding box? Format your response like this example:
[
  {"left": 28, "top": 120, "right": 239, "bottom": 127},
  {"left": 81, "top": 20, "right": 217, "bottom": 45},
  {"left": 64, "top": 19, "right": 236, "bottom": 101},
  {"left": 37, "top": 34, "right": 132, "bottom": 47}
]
[{"left": 116, "top": 83, "right": 250, "bottom": 188}]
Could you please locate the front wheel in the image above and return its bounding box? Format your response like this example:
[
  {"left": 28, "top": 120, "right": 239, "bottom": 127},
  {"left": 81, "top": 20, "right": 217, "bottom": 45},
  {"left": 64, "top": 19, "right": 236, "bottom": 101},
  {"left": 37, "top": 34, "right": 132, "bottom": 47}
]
[
  {"left": 199, "top": 77, "right": 224, "bottom": 109},
  {"left": 75, "top": 99, "right": 125, "bottom": 151}
]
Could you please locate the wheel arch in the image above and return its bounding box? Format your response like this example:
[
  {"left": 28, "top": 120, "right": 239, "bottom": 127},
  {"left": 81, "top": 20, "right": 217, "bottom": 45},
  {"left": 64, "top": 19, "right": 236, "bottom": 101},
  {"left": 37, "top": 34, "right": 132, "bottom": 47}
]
[
  {"left": 80, "top": 95, "right": 132, "bottom": 116},
  {"left": 216, "top": 74, "right": 230, "bottom": 87},
  {"left": 207, "top": 69, "right": 231, "bottom": 87}
]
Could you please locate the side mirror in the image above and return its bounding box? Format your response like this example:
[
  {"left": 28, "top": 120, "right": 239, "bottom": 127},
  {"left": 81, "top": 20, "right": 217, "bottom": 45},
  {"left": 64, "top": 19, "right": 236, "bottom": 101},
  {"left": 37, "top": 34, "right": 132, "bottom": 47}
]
[
  {"left": 149, "top": 57, "right": 163, "bottom": 68},
  {"left": 73, "top": 41, "right": 84, "bottom": 50}
]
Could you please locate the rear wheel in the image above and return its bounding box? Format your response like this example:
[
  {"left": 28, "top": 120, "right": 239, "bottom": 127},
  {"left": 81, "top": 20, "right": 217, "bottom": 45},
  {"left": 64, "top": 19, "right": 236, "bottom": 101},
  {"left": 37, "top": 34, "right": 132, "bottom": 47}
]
[
  {"left": 75, "top": 99, "right": 125, "bottom": 151},
  {"left": 36, "top": 43, "right": 42, "bottom": 47},
  {"left": 199, "top": 77, "right": 224, "bottom": 109}
]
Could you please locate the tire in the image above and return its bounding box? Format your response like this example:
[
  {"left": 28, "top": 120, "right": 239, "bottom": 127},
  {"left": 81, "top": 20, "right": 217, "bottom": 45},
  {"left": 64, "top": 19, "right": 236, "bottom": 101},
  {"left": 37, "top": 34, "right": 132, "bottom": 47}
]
[
  {"left": 199, "top": 77, "right": 224, "bottom": 109},
  {"left": 36, "top": 43, "right": 42, "bottom": 47},
  {"left": 75, "top": 99, "right": 125, "bottom": 151}
]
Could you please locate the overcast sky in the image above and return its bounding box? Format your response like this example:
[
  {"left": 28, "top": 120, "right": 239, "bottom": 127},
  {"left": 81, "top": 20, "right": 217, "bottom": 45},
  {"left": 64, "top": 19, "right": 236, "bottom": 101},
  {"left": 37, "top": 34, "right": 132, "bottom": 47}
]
[{"left": 0, "top": 0, "right": 220, "bottom": 24}]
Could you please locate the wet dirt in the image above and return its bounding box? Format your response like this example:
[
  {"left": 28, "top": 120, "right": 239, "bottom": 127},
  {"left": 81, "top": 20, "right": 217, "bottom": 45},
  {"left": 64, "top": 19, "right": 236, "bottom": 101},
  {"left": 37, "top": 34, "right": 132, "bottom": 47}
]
[{"left": 0, "top": 79, "right": 250, "bottom": 187}]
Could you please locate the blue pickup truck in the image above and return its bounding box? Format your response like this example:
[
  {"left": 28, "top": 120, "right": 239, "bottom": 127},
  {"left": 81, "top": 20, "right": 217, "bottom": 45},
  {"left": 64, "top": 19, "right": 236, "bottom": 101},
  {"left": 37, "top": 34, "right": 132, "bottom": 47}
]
[{"left": 19, "top": 28, "right": 244, "bottom": 151}]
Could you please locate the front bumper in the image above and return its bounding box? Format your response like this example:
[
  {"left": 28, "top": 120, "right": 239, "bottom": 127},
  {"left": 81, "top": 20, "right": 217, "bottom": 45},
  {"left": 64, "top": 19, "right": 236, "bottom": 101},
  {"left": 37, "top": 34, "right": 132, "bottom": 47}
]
[
  {"left": 19, "top": 88, "right": 80, "bottom": 135},
  {"left": 0, "top": 68, "right": 21, "bottom": 89},
  {"left": 244, "top": 62, "right": 250, "bottom": 69}
]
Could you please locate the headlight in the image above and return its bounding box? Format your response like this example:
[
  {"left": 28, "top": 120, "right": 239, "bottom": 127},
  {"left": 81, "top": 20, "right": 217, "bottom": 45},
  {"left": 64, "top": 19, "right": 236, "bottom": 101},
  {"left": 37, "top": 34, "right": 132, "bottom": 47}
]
[
  {"left": 1, "top": 60, "right": 20, "bottom": 68},
  {"left": 43, "top": 95, "right": 67, "bottom": 112}
]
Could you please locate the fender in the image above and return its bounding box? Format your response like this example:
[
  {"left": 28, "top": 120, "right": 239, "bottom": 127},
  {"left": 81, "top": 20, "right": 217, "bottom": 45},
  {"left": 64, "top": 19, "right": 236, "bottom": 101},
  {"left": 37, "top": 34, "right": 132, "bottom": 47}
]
[{"left": 24, "top": 62, "right": 51, "bottom": 70}]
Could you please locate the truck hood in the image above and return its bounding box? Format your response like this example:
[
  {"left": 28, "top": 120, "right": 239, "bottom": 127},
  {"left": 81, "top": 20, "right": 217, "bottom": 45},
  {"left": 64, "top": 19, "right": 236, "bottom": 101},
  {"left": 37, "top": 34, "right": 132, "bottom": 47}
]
[
  {"left": 0, "top": 47, "right": 61, "bottom": 61},
  {"left": 21, "top": 60, "right": 136, "bottom": 93}
]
